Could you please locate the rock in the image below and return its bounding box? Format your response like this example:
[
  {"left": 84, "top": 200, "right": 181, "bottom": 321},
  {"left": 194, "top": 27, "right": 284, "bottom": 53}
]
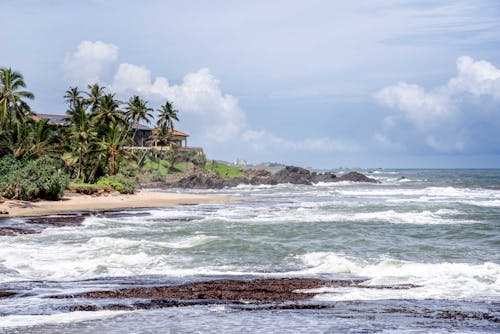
[
  {"left": 25, "top": 215, "right": 86, "bottom": 227},
  {"left": 0, "top": 291, "right": 16, "bottom": 298},
  {"left": 312, "top": 172, "right": 337, "bottom": 183},
  {"left": 54, "top": 278, "right": 364, "bottom": 303},
  {"left": 53, "top": 278, "right": 420, "bottom": 313},
  {"left": 248, "top": 169, "right": 275, "bottom": 185},
  {"left": 336, "top": 172, "right": 379, "bottom": 183},
  {"left": 161, "top": 166, "right": 378, "bottom": 189},
  {"left": 0, "top": 227, "right": 37, "bottom": 236},
  {"left": 169, "top": 174, "right": 225, "bottom": 189},
  {"left": 270, "top": 166, "right": 312, "bottom": 185}
]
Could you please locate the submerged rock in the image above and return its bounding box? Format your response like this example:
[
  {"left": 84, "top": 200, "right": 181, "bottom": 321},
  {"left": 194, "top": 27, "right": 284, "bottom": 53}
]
[
  {"left": 0, "top": 291, "right": 16, "bottom": 298},
  {"left": 53, "top": 277, "right": 423, "bottom": 313},
  {"left": 0, "top": 227, "right": 37, "bottom": 236}
]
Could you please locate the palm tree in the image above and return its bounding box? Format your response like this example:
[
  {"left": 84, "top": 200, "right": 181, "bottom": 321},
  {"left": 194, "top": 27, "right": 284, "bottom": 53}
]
[
  {"left": 86, "top": 83, "right": 105, "bottom": 114},
  {"left": 125, "top": 95, "right": 153, "bottom": 145},
  {"left": 64, "top": 99, "right": 96, "bottom": 181},
  {"left": 150, "top": 126, "right": 171, "bottom": 169},
  {"left": 93, "top": 93, "right": 125, "bottom": 126},
  {"left": 64, "top": 87, "right": 83, "bottom": 109},
  {"left": 125, "top": 95, "right": 153, "bottom": 124},
  {"left": 98, "top": 123, "right": 130, "bottom": 175},
  {"left": 24, "top": 119, "right": 61, "bottom": 159},
  {"left": 0, "top": 67, "right": 34, "bottom": 127},
  {"left": 156, "top": 101, "right": 179, "bottom": 130}
]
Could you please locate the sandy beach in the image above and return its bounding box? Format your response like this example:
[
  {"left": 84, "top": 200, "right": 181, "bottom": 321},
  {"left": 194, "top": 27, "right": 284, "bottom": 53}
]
[{"left": 0, "top": 191, "right": 232, "bottom": 217}]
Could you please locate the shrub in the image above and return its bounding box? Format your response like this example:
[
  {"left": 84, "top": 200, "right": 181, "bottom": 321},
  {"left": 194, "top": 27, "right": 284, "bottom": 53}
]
[
  {"left": 96, "top": 174, "right": 136, "bottom": 194},
  {"left": 0, "top": 155, "right": 69, "bottom": 200},
  {"left": 205, "top": 161, "right": 247, "bottom": 179}
]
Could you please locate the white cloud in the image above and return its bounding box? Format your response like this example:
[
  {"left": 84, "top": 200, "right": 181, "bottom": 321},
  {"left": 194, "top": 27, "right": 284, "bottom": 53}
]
[
  {"left": 241, "top": 130, "right": 358, "bottom": 153},
  {"left": 375, "top": 82, "right": 452, "bottom": 130},
  {"left": 63, "top": 40, "right": 118, "bottom": 85},
  {"left": 374, "top": 56, "right": 500, "bottom": 152},
  {"left": 63, "top": 40, "right": 358, "bottom": 154},
  {"left": 448, "top": 56, "right": 500, "bottom": 98},
  {"left": 111, "top": 64, "right": 246, "bottom": 142}
]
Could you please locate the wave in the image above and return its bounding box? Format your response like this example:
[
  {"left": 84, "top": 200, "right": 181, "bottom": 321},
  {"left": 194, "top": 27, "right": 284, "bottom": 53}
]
[
  {"left": 297, "top": 252, "right": 500, "bottom": 301},
  {"left": 0, "top": 311, "right": 127, "bottom": 328}
]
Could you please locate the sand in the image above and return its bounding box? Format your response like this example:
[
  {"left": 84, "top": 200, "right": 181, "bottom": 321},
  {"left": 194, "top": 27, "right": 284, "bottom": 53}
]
[{"left": 0, "top": 191, "right": 232, "bottom": 217}]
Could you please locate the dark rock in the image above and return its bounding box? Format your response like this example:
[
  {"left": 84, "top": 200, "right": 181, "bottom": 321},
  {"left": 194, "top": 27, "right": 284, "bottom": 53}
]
[
  {"left": 248, "top": 169, "right": 275, "bottom": 185},
  {"left": 25, "top": 215, "right": 85, "bottom": 227},
  {"left": 169, "top": 174, "right": 225, "bottom": 189},
  {"left": 221, "top": 177, "right": 250, "bottom": 188},
  {"left": 0, "top": 227, "right": 37, "bottom": 236},
  {"left": 312, "top": 172, "right": 337, "bottom": 183},
  {"left": 162, "top": 166, "right": 378, "bottom": 189},
  {"left": 55, "top": 278, "right": 363, "bottom": 303},
  {"left": 53, "top": 278, "right": 422, "bottom": 312},
  {"left": 336, "top": 172, "right": 379, "bottom": 183},
  {"left": 270, "top": 166, "right": 312, "bottom": 185},
  {"left": 0, "top": 291, "right": 16, "bottom": 298}
]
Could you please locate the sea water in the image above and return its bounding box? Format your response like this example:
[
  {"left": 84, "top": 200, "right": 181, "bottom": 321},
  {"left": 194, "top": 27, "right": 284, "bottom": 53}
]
[{"left": 0, "top": 169, "right": 498, "bottom": 333}]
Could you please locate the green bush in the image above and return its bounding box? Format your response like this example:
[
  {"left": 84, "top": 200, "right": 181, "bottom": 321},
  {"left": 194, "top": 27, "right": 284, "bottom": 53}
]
[
  {"left": 205, "top": 161, "right": 247, "bottom": 179},
  {"left": 0, "top": 155, "right": 69, "bottom": 200},
  {"left": 96, "top": 174, "right": 136, "bottom": 194}
]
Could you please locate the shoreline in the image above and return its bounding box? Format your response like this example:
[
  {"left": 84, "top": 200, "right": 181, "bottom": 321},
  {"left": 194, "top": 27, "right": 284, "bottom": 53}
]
[{"left": 0, "top": 191, "right": 233, "bottom": 218}]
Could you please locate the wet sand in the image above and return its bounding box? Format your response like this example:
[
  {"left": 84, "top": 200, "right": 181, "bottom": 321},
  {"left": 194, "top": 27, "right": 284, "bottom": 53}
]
[{"left": 0, "top": 191, "right": 232, "bottom": 218}]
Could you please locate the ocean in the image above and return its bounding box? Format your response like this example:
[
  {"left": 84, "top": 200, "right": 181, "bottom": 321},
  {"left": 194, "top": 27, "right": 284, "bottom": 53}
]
[{"left": 0, "top": 169, "right": 499, "bottom": 333}]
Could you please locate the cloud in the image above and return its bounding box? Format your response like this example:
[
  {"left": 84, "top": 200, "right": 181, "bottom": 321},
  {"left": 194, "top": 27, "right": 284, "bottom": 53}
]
[
  {"left": 63, "top": 40, "right": 118, "bottom": 85},
  {"left": 374, "top": 56, "right": 500, "bottom": 153},
  {"left": 63, "top": 40, "right": 358, "bottom": 156},
  {"left": 448, "top": 56, "right": 500, "bottom": 98},
  {"left": 111, "top": 64, "right": 246, "bottom": 142},
  {"left": 241, "top": 130, "right": 358, "bottom": 153},
  {"left": 375, "top": 82, "right": 452, "bottom": 130}
]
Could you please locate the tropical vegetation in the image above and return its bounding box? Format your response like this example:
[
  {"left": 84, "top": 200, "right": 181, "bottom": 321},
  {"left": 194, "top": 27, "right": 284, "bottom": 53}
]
[{"left": 0, "top": 67, "right": 198, "bottom": 199}]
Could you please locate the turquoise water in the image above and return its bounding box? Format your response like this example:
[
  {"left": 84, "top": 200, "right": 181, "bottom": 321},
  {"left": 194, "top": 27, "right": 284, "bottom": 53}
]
[{"left": 0, "top": 169, "right": 499, "bottom": 332}]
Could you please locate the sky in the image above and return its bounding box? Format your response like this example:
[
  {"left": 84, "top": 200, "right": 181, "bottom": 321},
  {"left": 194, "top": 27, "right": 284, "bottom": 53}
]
[{"left": 1, "top": 0, "right": 500, "bottom": 168}]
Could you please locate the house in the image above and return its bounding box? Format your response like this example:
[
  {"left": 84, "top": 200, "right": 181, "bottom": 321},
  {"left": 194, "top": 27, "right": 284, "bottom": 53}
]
[{"left": 130, "top": 122, "right": 189, "bottom": 148}]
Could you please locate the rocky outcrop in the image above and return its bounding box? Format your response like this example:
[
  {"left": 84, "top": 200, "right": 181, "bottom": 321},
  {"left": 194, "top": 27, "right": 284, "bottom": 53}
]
[
  {"left": 248, "top": 169, "right": 275, "bottom": 185},
  {"left": 269, "top": 166, "right": 312, "bottom": 185},
  {"left": 161, "top": 166, "right": 378, "bottom": 189},
  {"left": 312, "top": 172, "right": 337, "bottom": 183},
  {"left": 52, "top": 277, "right": 422, "bottom": 313},
  {"left": 337, "top": 172, "right": 379, "bottom": 183}
]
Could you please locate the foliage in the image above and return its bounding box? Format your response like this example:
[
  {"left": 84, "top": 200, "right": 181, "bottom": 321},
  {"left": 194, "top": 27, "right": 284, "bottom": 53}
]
[
  {"left": 0, "top": 155, "right": 69, "bottom": 200},
  {"left": 205, "top": 161, "right": 248, "bottom": 179},
  {"left": 0, "top": 67, "right": 192, "bottom": 200},
  {"left": 96, "top": 174, "right": 136, "bottom": 194}
]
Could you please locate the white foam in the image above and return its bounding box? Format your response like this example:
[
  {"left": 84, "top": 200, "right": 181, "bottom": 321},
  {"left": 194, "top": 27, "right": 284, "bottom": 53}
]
[
  {"left": 297, "top": 252, "right": 500, "bottom": 301},
  {"left": 0, "top": 311, "right": 128, "bottom": 328}
]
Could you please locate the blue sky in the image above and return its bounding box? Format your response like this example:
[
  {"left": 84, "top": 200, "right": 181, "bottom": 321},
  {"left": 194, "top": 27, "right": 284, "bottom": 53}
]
[{"left": 1, "top": 0, "right": 500, "bottom": 167}]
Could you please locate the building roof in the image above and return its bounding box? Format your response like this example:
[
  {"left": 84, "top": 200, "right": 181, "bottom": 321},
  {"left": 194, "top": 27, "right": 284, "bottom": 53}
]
[
  {"left": 31, "top": 113, "right": 70, "bottom": 125},
  {"left": 130, "top": 121, "right": 153, "bottom": 131},
  {"left": 170, "top": 129, "right": 189, "bottom": 137},
  {"left": 134, "top": 122, "right": 189, "bottom": 137}
]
